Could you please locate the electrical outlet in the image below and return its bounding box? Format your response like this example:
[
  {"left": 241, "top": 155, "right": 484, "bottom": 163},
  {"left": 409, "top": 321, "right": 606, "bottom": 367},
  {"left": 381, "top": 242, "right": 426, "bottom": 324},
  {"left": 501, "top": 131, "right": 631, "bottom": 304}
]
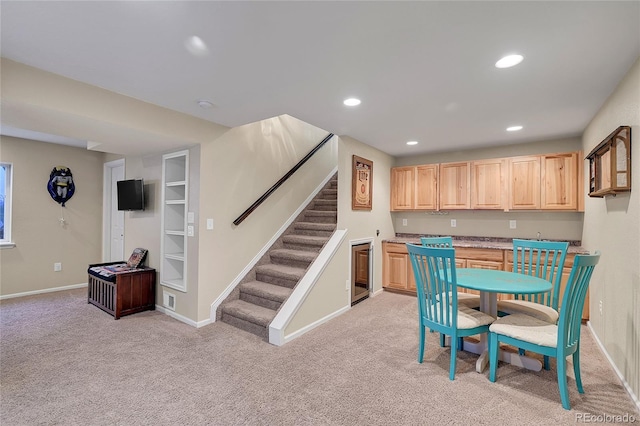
[
  {"left": 451, "top": 219, "right": 457, "bottom": 228},
  {"left": 509, "top": 220, "right": 517, "bottom": 229},
  {"left": 187, "top": 225, "right": 194, "bottom": 237},
  {"left": 54, "top": 262, "right": 62, "bottom": 272},
  {"left": 599, "top": 300, "right": 603, "bottom": 315},
  {"left": 402, "top": 218, "right": 407, "bottom": 226}
]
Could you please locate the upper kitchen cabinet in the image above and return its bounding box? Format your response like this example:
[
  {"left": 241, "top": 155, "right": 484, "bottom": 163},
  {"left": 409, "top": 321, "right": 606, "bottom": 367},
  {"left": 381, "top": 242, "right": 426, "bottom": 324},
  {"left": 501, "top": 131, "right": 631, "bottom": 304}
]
[
  {"left": 541, "top": 152, "right": 580, "bottom": 210},
  {"left": 508, "top": 155, "right": 541, "bottom": 210},
  {"left": 390, "top": 166, "right": 415, "bottom": 210},
  {"left": 586, "top": 126, "right": 632, "bottom": 198},
  {"left": 439, "top": 162, "right": 470, "bottom": 210},
  {"left": 470, "top": 158, "right": 506, "bottom": 210},
  {"left": 415, "top": 164, "right": 438, "bottom": 210},
  {"left": 390, "top": 165, "right": 438, "bottom": 211}
]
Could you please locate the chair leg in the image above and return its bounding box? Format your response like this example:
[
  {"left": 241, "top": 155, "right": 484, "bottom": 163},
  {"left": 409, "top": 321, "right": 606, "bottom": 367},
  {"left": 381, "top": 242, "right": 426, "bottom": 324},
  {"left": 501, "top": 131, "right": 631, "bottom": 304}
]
[
  {"left": 440, "top": 333, "right": 446, "bottom": 347},
  {"left": 543, "top": 355, "right": 550, "bottom": 371},
  {"left": 458, "top": 337, "right": 464, "bottom": 351},
  {"left": 449, "top": 334, "right": 458, "bottom": 381},
  {"left": 573, "top": 344, "right": 584, "bottom": 394},
  {"left": 418, "top": 326, "right": 426, "bottom": 363},
  {"left": 518, "top": 348, "right": 525, "bottom": 356},
  {"left": 557, "top": 356, "right": 571, "bottom": 410},
  {"left": 489, "top": 333, "right": 498, "bottom": 382}
]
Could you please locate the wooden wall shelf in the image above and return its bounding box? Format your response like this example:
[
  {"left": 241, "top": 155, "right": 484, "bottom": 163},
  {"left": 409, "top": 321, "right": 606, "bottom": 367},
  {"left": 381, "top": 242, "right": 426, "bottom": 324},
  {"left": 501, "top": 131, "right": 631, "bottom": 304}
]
[{"left": 586, "top": 126, "right": 631, "bottom": 198}]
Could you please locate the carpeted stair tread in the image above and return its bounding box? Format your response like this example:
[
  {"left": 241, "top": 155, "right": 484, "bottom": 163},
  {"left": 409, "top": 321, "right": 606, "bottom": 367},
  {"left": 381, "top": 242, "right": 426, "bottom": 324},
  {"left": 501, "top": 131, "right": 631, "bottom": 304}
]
[
  {"left": 270, "top": 249, "right": 318, "bottom": 264},
  {"left": 222, "top": 299, "right": 276, "bottom": 327},
  {"left": 256, "top": 263, "right": 307, "bottom": 281},
  {"left": 294, "top": 222, "right": 336, "bottom": 231},
  {"left": 282, "top": 234, "right": 330, "bottom": 247},
  {"left": 239, "top": 281, "right": 293, "bottom": 302}
]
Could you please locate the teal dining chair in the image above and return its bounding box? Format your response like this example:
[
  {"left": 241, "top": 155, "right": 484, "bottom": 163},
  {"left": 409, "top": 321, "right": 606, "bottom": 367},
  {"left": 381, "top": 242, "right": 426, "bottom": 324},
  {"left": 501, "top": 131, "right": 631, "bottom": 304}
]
[
  {"left": 488, "top": 252, "right": 600, "bottom": 410},
  {"left": 497, "top": 239, "right": 569, "bottom": 324},
  {"left": 407, "top": 244, "right": 494, "bottom": 380},
  {"left": 420, "top": 237, "right": 481, "bottom": 311}
]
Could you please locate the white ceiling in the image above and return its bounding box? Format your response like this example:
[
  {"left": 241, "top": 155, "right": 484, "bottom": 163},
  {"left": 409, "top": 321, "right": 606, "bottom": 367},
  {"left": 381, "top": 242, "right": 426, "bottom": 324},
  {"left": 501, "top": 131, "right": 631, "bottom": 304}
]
[{"left": 1, "top": 1, "right": 639, "bottom": 157}]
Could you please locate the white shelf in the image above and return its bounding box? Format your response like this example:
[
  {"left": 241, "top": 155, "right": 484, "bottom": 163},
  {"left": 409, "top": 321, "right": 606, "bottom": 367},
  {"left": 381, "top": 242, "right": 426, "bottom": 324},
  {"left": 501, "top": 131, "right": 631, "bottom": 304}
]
[{"left": 161, "top": 150, "right": 189, "bottom": 293}]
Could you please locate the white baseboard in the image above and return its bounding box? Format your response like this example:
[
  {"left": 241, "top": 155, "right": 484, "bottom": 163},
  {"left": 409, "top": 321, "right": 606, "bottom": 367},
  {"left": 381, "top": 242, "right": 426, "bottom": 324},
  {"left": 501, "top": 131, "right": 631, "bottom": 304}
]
[
  {"left": 587, "top": 321, "right": 640, "bottom": 412},
  {"left": 281, "top": 305, "right": 351, "bottom": 345},
  {"left": 0, "top": 283, "right": 87, "bottom": 300},
  {"left": 155, "top": 304, "right": 213, "bottom": 328},
  {"left": 209, "top": 166, "right": 338, "bottom": 322}
]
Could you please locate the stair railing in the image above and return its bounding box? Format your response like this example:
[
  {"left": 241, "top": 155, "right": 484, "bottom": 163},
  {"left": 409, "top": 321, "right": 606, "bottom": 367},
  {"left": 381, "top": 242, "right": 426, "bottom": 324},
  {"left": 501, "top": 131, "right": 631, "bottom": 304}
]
[{"left": 233, "top": 133, "right": 335, "bottom": 226}]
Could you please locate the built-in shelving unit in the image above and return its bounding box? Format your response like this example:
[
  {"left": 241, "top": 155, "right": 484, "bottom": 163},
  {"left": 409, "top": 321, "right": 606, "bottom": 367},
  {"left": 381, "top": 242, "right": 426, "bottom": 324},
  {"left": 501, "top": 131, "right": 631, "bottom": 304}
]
[{"left": 161, "top": 150, "right": 188, "bottom": 292}]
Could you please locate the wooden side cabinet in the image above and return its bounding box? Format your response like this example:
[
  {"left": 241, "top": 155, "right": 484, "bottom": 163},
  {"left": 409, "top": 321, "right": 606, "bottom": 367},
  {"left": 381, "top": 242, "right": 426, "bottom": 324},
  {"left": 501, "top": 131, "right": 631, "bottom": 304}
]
[
  {"left": 88, "top": 267, "right": 156, "bottom": 319},
  {"left": 587, "top": 126, "right": 632, "bottom": 197}
]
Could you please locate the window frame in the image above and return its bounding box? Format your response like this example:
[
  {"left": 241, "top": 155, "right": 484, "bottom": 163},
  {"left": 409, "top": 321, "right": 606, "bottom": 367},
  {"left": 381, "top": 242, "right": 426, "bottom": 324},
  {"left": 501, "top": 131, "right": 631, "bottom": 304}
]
[{"left": 0, "top": 162, "right": 14, "bottom": 248}]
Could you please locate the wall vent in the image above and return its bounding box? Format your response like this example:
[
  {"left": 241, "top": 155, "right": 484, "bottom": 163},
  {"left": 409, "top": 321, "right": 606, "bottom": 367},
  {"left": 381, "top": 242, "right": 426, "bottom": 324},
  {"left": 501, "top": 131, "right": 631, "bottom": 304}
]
[{"left": 163, "top": 290, "right": 176, "bottom": 311}]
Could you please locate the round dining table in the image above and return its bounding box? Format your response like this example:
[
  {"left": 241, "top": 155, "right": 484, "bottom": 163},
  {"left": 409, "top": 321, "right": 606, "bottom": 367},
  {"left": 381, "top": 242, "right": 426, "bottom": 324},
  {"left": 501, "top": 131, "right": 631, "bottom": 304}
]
[{"left": 453, "top": 268, "right": 552, "bottom": 373}]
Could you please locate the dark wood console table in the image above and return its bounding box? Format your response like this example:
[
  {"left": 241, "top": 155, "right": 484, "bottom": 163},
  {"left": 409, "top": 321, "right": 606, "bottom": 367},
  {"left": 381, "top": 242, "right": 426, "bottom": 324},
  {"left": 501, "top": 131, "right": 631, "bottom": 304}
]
[{"left": 87, "top": 265, "right": 156, "bottom": 319}]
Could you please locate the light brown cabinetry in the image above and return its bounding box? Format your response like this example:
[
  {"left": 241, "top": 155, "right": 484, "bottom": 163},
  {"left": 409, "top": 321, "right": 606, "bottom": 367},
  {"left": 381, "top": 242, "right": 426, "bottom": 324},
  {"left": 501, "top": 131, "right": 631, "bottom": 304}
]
[
  {"left": 415, "top": 165, "right": 439, "bottom": 210},
  {"left": 541, "top": 152, "right": 579, "bottom": 210},
  {"left": 470, "top": 158, "right": 506, "bottom": 209},
  {"left": 508, "top": 155, "right": 541, "bottom": 210},
  {"left": 439, "top": 162, "right": 470, "bottom": 210},
  {"left": 382, "top": 242, "right": 416, "bottom": 292},
  {"left": 456, "top": 247, "right": 505, "bottom": 297},
  {"left": 390, "top": 151, "right": 583, "bottom": 212},
  {"left": 390, "top": 165, "right": 438, "bottom": 211},
  {"left": 390, "top": 167, "right": 415, "bottom": 210}
]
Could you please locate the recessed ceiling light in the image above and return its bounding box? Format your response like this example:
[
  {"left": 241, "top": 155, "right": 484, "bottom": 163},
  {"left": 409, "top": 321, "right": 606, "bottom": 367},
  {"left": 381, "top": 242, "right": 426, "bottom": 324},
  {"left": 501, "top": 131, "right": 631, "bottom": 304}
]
[
  {"left": 506, "top": 125, "right": 523, "bottom": 132},
  {"left": 185, "top": 35, "right": 209, "bottom": 56},
  {"left": 343, "top": 98, "right": 361, "bottom": 106},
  {"left": 406, "top": 141, "right": 419, "bottom": 146},
  {"left": 495, "top": 54, "right": 524, "bottom": 69}
]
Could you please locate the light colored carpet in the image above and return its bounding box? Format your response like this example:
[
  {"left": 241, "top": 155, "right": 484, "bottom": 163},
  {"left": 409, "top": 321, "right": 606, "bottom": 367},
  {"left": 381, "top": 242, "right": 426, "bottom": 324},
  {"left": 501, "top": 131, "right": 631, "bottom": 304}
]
[{"left": 1, "top": 289, "right": 637, "bottom": 425}]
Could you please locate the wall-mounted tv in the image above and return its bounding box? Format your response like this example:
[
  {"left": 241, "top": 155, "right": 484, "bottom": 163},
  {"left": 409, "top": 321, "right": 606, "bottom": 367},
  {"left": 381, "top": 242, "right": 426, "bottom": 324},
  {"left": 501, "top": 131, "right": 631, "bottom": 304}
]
[{"left": 117, "top": 179, "right": 145, "bottom": 211}]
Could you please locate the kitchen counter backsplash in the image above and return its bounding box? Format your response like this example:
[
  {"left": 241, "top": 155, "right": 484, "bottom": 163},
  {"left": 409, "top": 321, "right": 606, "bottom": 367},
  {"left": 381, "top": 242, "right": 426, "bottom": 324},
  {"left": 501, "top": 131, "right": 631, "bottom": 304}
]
[{"left": 389, "top": 233, "right": 587, "bottom": 253}]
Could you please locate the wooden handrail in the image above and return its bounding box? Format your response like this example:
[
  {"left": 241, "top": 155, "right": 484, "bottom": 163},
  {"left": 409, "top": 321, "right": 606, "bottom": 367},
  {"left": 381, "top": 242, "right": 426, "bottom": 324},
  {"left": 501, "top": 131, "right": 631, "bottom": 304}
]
[{"left": 233, "top": 133, "right": 335, "bottom": 226}]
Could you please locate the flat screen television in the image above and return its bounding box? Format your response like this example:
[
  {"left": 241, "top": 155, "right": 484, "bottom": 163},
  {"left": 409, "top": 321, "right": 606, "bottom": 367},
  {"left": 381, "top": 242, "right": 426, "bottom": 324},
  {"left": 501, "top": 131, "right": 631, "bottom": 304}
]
[{"left": 117, "top": 179, "right": 145, "bottom": 211}]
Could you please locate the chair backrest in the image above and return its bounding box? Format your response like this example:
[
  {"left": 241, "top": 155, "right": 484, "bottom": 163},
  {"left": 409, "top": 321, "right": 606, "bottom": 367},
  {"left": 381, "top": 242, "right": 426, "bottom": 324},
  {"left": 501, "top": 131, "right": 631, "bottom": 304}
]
[
  {"left": 557, "top": 252, "right": 600, "bottom": 351},
  {"left": 512, "top": 239, "right": 569, "bottom": 308},
  {"left": 407, "top": 244, "right": 458, "bottom": 330},
  {"left": 420, "top": 236, "right": 453, "bottom": 248}
]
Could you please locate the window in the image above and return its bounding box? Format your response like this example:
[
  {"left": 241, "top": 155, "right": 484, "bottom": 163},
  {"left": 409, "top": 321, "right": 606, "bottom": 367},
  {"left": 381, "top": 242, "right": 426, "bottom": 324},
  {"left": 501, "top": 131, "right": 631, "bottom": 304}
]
[{"left": 0, "top": 162, "right": 13, "bottom": 246}]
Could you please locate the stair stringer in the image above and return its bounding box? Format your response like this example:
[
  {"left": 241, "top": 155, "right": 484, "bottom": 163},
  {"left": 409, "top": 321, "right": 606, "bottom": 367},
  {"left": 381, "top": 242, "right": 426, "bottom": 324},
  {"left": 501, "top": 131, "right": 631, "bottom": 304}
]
[
  {"left": 209, "top": 166, "right": 338, "bottom": 322},
  {"left": 268, "top": 229, "right": 347, "bottom": 346}
]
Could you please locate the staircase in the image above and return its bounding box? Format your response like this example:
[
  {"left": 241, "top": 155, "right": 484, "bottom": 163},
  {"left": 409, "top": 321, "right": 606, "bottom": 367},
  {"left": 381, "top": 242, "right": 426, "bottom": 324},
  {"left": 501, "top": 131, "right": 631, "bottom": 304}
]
[{"left": 218, "top": 175, "right": 338, "bottom": 340}]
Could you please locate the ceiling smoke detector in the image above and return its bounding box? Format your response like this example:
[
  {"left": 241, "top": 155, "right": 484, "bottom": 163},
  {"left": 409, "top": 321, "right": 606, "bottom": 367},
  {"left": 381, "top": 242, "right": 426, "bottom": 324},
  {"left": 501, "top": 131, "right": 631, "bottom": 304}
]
[{"left": 197, "top": 100, "right": 214, "bottom": 109}]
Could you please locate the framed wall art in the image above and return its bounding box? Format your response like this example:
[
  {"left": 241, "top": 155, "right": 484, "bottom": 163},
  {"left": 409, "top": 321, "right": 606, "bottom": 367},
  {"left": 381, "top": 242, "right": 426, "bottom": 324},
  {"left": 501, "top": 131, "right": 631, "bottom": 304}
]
[{"left": 352, "top": 155, "right": 373, "bottom": 210}]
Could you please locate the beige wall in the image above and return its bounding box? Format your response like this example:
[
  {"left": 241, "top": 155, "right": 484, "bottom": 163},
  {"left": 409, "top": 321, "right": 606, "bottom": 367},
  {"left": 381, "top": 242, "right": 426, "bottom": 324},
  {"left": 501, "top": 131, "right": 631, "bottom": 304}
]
[
  {"left": 198, "top": 115, "right": 336, "bottom": 322},
  {"left": 122, "top": 145, "right": 201, "bottom": 322},
  {"left": 284, "top": 135, "right": 396, "bottom": 335},
  {"left": 581, "top": 57, "right": 640, "bottom": 401},
  {"left": 392, "top": 137, "right": 584, "bottom": 240},
  {"left": 0, "top": 136, "right": 104, "bottom": 296}
]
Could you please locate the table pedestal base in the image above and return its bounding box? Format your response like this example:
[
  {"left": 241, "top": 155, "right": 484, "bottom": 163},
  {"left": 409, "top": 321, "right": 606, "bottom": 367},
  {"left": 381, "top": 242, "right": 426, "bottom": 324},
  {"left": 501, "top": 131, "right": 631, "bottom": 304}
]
[{"left": 461, "top": 339, "right": 543, "bottom": 373}]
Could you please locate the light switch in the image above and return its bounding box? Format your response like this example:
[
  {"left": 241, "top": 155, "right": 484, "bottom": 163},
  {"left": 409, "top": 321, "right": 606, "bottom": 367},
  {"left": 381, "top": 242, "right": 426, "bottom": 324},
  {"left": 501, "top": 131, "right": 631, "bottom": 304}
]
[
  {"left": 509, "top": 220, "right": 517, "bottom": 229},
  {"left": 187, "top": 225, "right": 194, "bottom": 237},
  {"left": 206, "top": 218, "right": 214, "bottom": 230},
  {"left": 187, "top": 211, "right": 195, "bottom": 224},
  {"left": 402, "top": 219, "right": 407, "bottom": 226}
]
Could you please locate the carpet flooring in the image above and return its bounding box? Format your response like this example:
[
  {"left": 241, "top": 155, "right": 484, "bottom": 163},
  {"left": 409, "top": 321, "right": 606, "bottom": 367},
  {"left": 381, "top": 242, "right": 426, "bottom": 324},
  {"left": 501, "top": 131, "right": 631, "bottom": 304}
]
[{"left": 1, "top": 288, "right": 637, "bottom": 425}]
